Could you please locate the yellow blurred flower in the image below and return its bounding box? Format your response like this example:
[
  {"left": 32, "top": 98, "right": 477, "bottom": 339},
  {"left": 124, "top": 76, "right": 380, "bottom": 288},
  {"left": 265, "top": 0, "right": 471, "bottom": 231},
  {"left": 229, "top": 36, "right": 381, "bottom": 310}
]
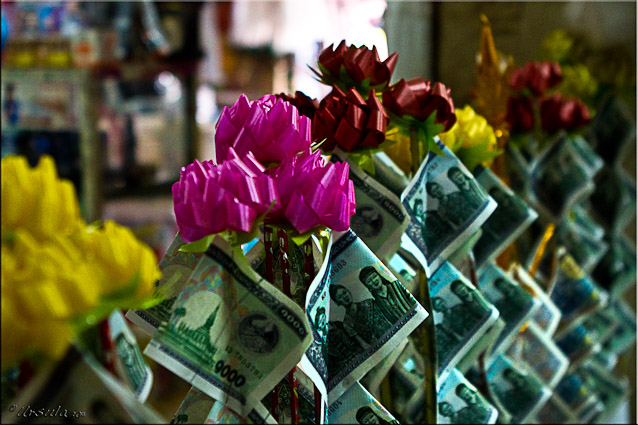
[
  {"left": 439, "top": 105, "right": 501, "bottom": 171},
  {"left": 1, "top": 155, "right": 161, "bottom": 372},
  {"left": 2, "top": 155, "right": 85, "bottom": 241},
  {"left": 541, "top": 30, "right": 574, "bottom": 64},
  {"left": 555, "top": 64, "right": 598, "bottom": 104}
]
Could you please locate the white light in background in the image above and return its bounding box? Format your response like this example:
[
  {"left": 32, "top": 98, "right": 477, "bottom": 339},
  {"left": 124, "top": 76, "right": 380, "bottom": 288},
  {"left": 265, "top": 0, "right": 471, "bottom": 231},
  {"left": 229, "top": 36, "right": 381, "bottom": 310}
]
[
  {"left": 155, "top": 71, "right": 182, "bottom": 104},
  {"left": 196, "top": 85, "right": 218, "bottom": 125}
]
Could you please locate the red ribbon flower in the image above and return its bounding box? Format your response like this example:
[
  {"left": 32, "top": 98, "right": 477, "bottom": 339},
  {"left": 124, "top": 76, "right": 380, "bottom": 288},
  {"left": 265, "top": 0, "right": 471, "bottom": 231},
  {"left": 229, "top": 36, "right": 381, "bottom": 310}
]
[
  {"left": 510, "top": 61, "right": 563, "bottom": 97},
  {"left": 540, "top": 93, "right": 591, "bottom": 133},
  {"left": 275, "top": 91, "right": 318, "bottom": 120},
  {"left": 266, "top": 149, "right": 356, "bottom": 234},
  {"left": 214, "top": 94, "right": 312, "bottom": 166},
  {"left": 382, "top": 77, "right": 457, "bottom": 131},
  {"left": 505, "top": 96, "right": 534, "bottom": 133},
  {"left": 312, "top": 85, "right": 389, "bottom": 152},
  {"left": 315, "top": 40, "right": 399, "bottom": 92},
  {"left": 172, "top": 149, "right": 279, "bottom": 242}
]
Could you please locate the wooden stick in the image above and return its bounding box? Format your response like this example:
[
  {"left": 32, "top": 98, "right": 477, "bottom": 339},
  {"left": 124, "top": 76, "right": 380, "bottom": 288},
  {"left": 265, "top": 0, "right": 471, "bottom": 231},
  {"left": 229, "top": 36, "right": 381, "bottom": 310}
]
[
  {"left": 278, "top": 229, "right": 299, "bottom": 425},
  {"left": 264, "top": 225, "right": 279, "bottom": 421},
  {"left": 303, "top": 238, "right": 323, "bottom": 424}
]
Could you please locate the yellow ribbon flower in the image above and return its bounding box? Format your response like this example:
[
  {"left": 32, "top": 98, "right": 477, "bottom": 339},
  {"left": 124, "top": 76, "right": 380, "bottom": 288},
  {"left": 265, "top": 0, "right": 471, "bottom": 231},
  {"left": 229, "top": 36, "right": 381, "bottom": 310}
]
[
  {"left": 439, "top": 105, "right": 501, "bottom": 172},
  {"left": 1, "top": 155, "right": 162, "bottom": 372}
]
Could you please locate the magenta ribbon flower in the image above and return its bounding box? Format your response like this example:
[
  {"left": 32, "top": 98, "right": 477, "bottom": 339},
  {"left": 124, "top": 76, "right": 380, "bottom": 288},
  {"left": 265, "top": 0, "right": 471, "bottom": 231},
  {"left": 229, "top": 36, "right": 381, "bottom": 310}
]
[
  {"left": 267, "top": 149, "right": 356, "bottom": 234},
  {"left": 215, "top": 94, "right": 312, "bottom": 166},
  {"left": 172, "top": 149, "right": 280, "bottom": 242}
]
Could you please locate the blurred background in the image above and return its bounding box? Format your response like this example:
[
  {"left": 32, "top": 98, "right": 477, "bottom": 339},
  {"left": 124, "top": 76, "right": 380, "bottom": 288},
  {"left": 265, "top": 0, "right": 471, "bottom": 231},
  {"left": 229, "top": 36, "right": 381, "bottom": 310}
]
[{"left": 1, "top": 0, "right": 635, "bottom": 421}]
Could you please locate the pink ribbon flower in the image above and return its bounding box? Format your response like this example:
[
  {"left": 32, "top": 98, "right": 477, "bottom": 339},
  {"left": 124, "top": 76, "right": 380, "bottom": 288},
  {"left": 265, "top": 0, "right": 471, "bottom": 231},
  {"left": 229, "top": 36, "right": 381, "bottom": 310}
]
[
  {"left": 215, "top": 94, "right": 312, "bottom": 166},
  {"left": 267, "top": 149, "right": 356, "bottom": 234},
  {"left": 172, "top": 149, "right": 280, "bottom": 242}
]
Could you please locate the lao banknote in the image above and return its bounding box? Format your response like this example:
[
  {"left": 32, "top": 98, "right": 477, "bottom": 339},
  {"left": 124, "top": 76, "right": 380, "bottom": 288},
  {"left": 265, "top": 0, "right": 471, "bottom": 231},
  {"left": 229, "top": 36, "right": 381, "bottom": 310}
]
[
  {"left": 334, "top": 149, "right": 410, "bottom": 261},
  {"left": 554, "top": 369, "right": 603, "bottom": 420},
  {"left": 509, "top": 265, "right": 561, "bottom": 337},
  {"left": 529, "top": 134, "right": 595, "bottom": 219},
  {"left": 429, "top": 262, "right": 499, "bottom": 375},
  {"left": 1, "top": 346, "right": 166, "bottom": 424},
  {"left": 550, "top": 249, "right": 608, "bottom": 330},
  {"left": 472, "top": 166, "right": 538, "bottom": 268},
  {"left": 598, "top": 298, "right": 637, "bottom": 363},
  {"left": 361, "top": 338, "right": 409, "bottom": 398},
  {"left": 589, "top": 166, "right": 636, "bottom": 235},
  {"left": 144, "top": 236, "right": 313, "bottom": 416},
  {"left": 505, "top": 321, "right": 569, "bottom": 389},
  {"left": 533, "top": 394, "right": 578, "bottom": 424},
  {"left": 108, "top": 310, "right": 153, "bottom": 402},
  {"left": 372, "top": 151, "right": 411, "bottom": 198},
  {"left": 302, "top": 229, "right": 428, "bottom": 403},
  {"left": 478, "top": 263, "right": 540, "bottom": 352},
  {"left": 486, "top": 353, "right": 551, "bottom": 424},
  {"left": 171, "top": 386, "right": 275, "bottom": 424},
  {"left": 387, "top": 252, "right": 418, "bottom": 294},
  {"left": 127, "top": 234, "right": 203, "bottom": 335},
  {"left": 434, "top": 368, "right": 498, "bottom": 424},
  {"left": 400, "top": 137, "right": 497, "bottom": 277},
  {"left": 455, "top": 317, "right": 505, "bottom": 376},
  {"left": 589, "top": 94, "right": 636, "bottom": 166},
  {"left": 592, "top": 235, "right": 637, "bottom": 297},
  {"left": 556, "top": 222, "right": 608, "bottom": 273},
  {"left": 567, "top": 205, "right": 605, "bottom": 241},
  {"left": 554, "top": 323, "right": 601, "bottom": 370},
  {"left": 580, "top": 308, "right": 619, "bottom": 346},
  {"left": 326, "top": 382, "right": 400, "bottom": 425},
  {"left": 569, "top": 135, "right": 604, "bottom": 178},
  {"left": 390, "top": 340, "right": 428, "bottom": 422},
  {"left": 578, "top": 361, "right": 629, "bottom": 423},
  {"left": 504, "top": 142, "right": 534, "bottom": 201}
]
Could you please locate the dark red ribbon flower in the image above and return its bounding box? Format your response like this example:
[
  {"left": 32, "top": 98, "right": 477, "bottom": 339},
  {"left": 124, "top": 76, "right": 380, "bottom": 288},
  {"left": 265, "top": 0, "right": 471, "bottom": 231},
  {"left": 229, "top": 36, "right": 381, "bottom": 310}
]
[
  {"left": 540, "top": 93, "right": 591, "bottom": 133},
  {"left": 505, "top": 96, "right": 534, "bottom": 133},
  {"left": 510, "top": 61, "right": 563, "bottom": 97},
  {"left": 275, "top": 91, "right": 318, "bottom": 120},
  {"left": 312, "top": 85, "right": 389, "bottom": 152},
  {"left": 382, "top": 77, "right": 457, "bottom": 131},
  {"left": 317, "top": 40, "right": 399, "bottom": 89}
]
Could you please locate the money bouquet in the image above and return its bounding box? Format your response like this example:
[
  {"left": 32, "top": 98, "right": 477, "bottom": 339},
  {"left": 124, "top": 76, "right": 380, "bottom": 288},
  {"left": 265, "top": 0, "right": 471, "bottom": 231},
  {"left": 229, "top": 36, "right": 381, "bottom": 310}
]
[{"left": 1, "top": 155, "right": 164, "bottom": 421}]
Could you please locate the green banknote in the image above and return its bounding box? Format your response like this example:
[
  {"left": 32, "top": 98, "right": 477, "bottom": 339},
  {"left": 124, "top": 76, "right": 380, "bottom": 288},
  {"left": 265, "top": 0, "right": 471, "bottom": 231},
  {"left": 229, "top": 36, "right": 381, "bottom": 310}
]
[
  {"left": 590, "top": 166, "right": 636, "bottom": 235},
  {"left": 505, "top": 321, "right": 569, "bottom": 389},
  {"left": 334, "top": 149, "right": 411, "bottom": 261},
  {"left": 1, "top": 346, "right": 165, "bottom": 424},
  {"left": 127, "top": 234, "right": 203, "bottom": 335},
  {"left": 533, "top": 394, "right": 579, "bottom": 424},
  {"left": 391, "top": 340, "right": 428, "bottom": 422},
  {"left": 554, "top": 369, "right": 603, "bottom": 420},
  {"left": 509, "top": 265, "right": 561, "bottom": 337},
  {"left": 529, "top": 134, "right": 596, "bottom": 220},
  {"left": 592, "top": 235, "right": 636, "bottom": 297},
  {"left": 361, "top": 338, "right": 409, "bottom": 398},
  {"left": 302, "top": 230, "right": 428, "bottom": 403},
  {"left": 435, "top": 368, "right": 498, "bottom": 424},
  {"left": 578, "top": 361, "right": 629, "bottom": 424},
  {"left": 144, "top": 236, "right": 312, "bottom": 417},
  {"left": 599, "top": 298, "right": 637, "bottom": 359},
  {"left": 372, "top": 151, "right": 411, "bottom": 198},
  {"left": 478, "top": 263, "right": 540, "bottom": 353},
  {"left": 589, "top": 94, "right": 636, "bottom": 166},
  {"left": 567, "top": 204, "right": 605, "bottom": 241},
  {"left": 326, "top": 382, "right": 400, "bottom": 425},
  {"left": 472, "top": 166, "right": 538, "bottom": 268},
  {"left": 554, "top": 323, "right": 601, "bottom": 371},
  {"left": 108, "top": 309, "right": 153, "bottom": 402},
  {"left": 401, "top": 138, "right": 497, "bottom": 277},
  {"left": 487, "top": 353, "right": 551, "bottom": 424},
  {"left": 556, "top": 221, "right": 608, "bottom": 273},
  {"left": 429, "top": 262, "right": 499, "bottom": 375}
]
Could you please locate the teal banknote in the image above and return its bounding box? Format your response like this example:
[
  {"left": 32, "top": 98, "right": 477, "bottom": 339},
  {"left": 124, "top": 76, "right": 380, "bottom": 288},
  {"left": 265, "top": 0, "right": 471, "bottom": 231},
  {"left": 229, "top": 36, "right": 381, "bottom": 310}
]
[
  {"left": 302, "top": 229, "right": 428, "bottom": 403},
  {"left": 387, "top": 252, "right": 418, "bottom": 294},
  {"left": 554, "top": 369, "right": 601, "bottom": 418},
  {"left": 1, "top": 346, "right": 166, "bottom": 424},
  {"left": 127, "top": 234, "right": 203, "bottom": 335},
  {"left": 592, "top": 235, "right": 636, "bottom": 297},
  {"left": 580, "top": 308, "right": 619, "bottom": 344},
  {"left": 361, "top": 338, "right": 409, "bottom": 398},
  {"left": 205, "top": 399, "right": 275, "bottom": 424},
  {"left": 569, "top": 135, "right": 604, "bottom": 178},
  {"left": 554, "top": 323, "right": 601, "bottom": 370},
  {"left": 429, "top": 262, "right": 499, "bottom": 375},
  {"left": 550, "top": 249, "right": 608, "bottom": 330},
  {"left": 590, "top": 166, "right": 637, "bottom": 235},
  {"left": 472, "top": 166, "right": 538, "bottom": 268},
  {"left": 599, "top": 298, "right": 637, "bottom": 359},
  {"left": 108, "top": 309, "right": 153, "bottom": 402},
  {"left": 567, "top": 205, "right": 605, "bottom": 241},
  {"left": 401, "top": 138, "right": 497, "bottom": 277},
  {"left": 327, "top": 382, "right": 399, "bottom": 425},
  {"left": 533, "top": 394, "right": 578, "bottom": 424},
  {"left": 372, "top": 151, "right": 411, "bottom": 198},
  {"left": 505, "top": 321, "right": 569, "bottom": 389},
  {"left": 478, "top": 263, "right": 540, "bottom": 352},
  {"left": 589, "top": 95, "right": 636, "bottom": 166},
  {"left": 579, "top": 361, "right": 629, "bottom": 423},
  {"left": 509, "top": 265, "right": 561, "bottom": 337},
  {"left": 392, "top": 340, "right": 428, "bottom": 422},
  {"left": 556, "top": 221, "right": 608, "bottom": 273},
  {"left": 530, "top": 134, "right": 596, "bottom": 219},
  {"left": 487, "top": 353, "right": 551, "bottom": 424},
  {"left": 435, "top": 368, "right": 498, "bottom": 424},
  {"left": 144, "top": 236, "right": 312, "bottom": 416},
  {"left": 334, "top": 149, "right": 410, "bottom": 261}
]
